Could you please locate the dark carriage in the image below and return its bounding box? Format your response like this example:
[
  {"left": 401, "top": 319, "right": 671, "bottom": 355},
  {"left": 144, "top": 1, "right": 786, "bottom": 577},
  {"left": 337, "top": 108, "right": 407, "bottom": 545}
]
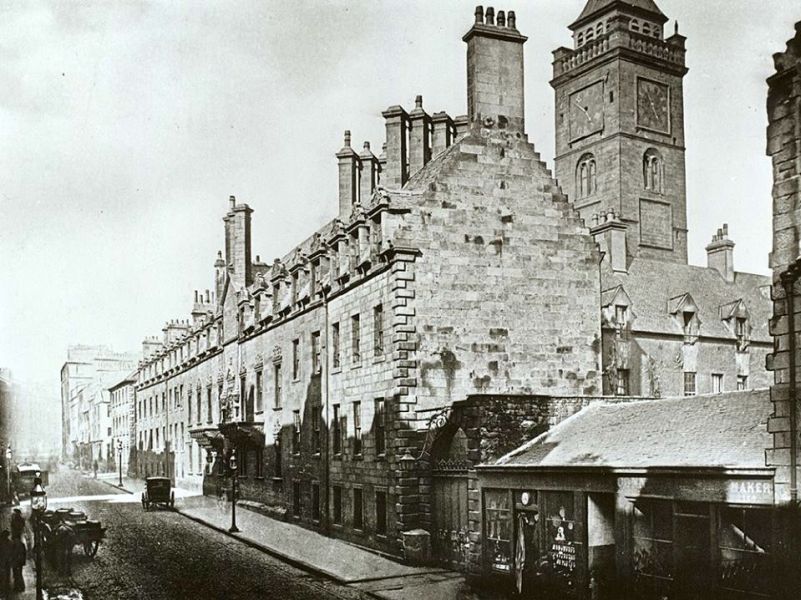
[{"left": 142, "top": 476, "right": 174, "bottom": 510}]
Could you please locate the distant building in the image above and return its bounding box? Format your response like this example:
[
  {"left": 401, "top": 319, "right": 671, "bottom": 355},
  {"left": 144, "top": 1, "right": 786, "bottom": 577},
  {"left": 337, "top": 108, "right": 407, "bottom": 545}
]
[
  {"left": 0, "top": 369, "right": 13, "bottom": 503},
  {"left": 109, "top": 371, "right": 136, "bottom": 477},
  {"left": 60, "top": 345, "right": 138, "bottom": 466}
]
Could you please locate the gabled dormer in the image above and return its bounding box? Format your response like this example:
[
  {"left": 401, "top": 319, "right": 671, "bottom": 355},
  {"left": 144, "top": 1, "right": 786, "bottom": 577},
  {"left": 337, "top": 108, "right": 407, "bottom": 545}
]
[
  {"left": 720, "top": 299, "right": 751, "bottom": 351},
  {"left": 600, "top": 285, "right": 635, "bottom": 335},
  {"left": 668, "top": 292, "right": 700, "bottom": 343}
]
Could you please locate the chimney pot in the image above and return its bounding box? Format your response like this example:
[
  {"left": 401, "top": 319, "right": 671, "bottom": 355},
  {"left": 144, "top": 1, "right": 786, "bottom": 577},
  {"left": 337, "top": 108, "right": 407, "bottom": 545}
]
[
  {"left": 415, "top": 95, "right": 423, "bottom": 109},
  {"left": 344, "top": 130, "right": 351, "bottom": 146},
  {"left": 475, "top": 5, "right": 484, "bottom": 24},
  {"left": 497, "top": 10, "right": 505, "bottom": 27},
  {"left": 485, "top": 6, "right": 495, "bottom": 25},
  {"left": 194, "top": 290, "right": 199, "bottom": 302},
  {"left": 364, "top": 141, "right": 371, "bottom": 151},
  {"left": 508, "top": 10, "right": 516, "bottom": 29},
  {"left": 229, "top": 195, "right": 236, "bottom": 209}
]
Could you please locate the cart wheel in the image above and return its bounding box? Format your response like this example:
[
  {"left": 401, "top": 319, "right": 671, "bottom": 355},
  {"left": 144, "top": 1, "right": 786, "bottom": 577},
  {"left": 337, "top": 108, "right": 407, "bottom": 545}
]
[{"left": 83, "top": 540, "right": 99, "bottom": 557}]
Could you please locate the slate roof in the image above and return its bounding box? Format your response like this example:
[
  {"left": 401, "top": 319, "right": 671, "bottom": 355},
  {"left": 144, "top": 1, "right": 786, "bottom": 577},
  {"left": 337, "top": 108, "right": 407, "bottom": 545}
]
[
  {"left": 574, "top": 0, "right": 667, "bottom": 26},
  {"left": 493, "top": 389, "right": 771, "bottom": 470},
  {"left": 601, "top": 258, "right": 772, "bottom": 342}
]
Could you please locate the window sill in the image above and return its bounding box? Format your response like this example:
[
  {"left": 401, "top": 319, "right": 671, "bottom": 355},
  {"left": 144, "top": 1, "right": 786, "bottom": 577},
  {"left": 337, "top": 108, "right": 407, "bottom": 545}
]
[
  {"left": 331, "top": 366, "right": 342, "bottom": 374},
  {"left": 332, "top": 523, "right": 343, "bottom": 529},
  {"left": 273, "top": 406, "right": 282, "bottom": 412},
  {"left": 271, "top": 477, "right": 283, "bottom": 483},
  {"left": 373, "top": 355, "right": 385, "bottom": 364},
  {"left": 255, "top": 476, "right": 265, "bottom": 481},
  {"left": 313, "top": 452, "right": 321, "bottom": 459},
  {"left": 351, "top": 362, "right": 362, "bottom": 370},
  {"left": 375, "top": 454, "right": 386, "bottom": 462}
]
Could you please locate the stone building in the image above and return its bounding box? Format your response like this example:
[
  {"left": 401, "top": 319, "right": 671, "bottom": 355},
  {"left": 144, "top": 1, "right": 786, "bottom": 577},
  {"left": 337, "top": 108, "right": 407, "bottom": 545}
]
[
  {"left": 134, "top": 5, "right": 607, "bottom": 562},
  {"left": 109, "top": 371, "right": 136, "bottom": 477},
  {"left": 551, "top": 0, "right": 772, "bottom": 399},
  {"left": 60, "top": 345, "right": 138, "bottom": 467},
  {"left": 766, "top": 16, "right": 801, "bottom": 593}
]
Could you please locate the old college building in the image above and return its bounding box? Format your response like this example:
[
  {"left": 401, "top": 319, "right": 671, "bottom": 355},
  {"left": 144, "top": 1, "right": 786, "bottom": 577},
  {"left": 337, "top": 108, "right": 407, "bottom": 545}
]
[{"left": 60, "top": 1, "right": 801, "bottom": 598}]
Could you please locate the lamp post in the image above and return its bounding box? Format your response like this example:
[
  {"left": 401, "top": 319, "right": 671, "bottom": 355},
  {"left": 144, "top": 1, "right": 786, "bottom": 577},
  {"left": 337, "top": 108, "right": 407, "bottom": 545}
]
[
  {"left": 30, "top": 476, "right": 47, "bottom": 600},
  {"left": 5, "top": 445, "right": 11, "bottom": 504},
  {"left": 229, "top": 449, "right": 239, "bottom": 533},
  {"left": 117, "top": 439, "right": 123, "bottom": 487}
]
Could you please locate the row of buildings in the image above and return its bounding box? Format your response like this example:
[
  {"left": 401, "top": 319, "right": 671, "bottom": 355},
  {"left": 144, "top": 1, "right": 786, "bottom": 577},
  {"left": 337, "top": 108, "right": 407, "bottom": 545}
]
[{"left": 60, "top": 1, "right": 801, "bottom": 597}]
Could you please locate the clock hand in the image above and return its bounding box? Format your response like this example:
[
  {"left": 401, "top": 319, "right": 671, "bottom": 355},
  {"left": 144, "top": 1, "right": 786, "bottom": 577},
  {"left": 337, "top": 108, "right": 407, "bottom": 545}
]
[
  {"left": 573, "top": 99, "right": 592, "bottom": 122},
  {"left": 644, "top": 90, "right": 659, "bottom": 120}
]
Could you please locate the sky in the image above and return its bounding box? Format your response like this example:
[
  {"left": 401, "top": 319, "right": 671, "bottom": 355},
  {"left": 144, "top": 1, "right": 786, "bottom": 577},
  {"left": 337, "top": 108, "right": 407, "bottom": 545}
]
[{"left": 1, "top": 0, "right": 799, "bottom": 396}]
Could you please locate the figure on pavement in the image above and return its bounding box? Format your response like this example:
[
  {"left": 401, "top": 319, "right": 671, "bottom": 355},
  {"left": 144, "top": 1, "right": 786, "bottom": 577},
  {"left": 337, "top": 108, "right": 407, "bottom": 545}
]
[
  {"left": 0, "top": 530, "right": 11, "bottom": 598},
  {"left": 11, "top": 536, "right": 25, "bottom": 592},
  {"left": 9, "top": 509, "right": 24, "bottom": 542}
]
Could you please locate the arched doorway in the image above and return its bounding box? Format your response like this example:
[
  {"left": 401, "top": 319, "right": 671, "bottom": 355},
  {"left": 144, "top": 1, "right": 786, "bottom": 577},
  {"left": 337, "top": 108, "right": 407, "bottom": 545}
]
[{"left": 431, "top": 426, "right": 471, "bottom": 569}]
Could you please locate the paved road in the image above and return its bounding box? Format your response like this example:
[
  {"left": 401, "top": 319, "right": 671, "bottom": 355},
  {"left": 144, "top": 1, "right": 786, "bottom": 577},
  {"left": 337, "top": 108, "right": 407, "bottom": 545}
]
[{"left": 38, "top": 470, "right": 370, "bottom": 600}]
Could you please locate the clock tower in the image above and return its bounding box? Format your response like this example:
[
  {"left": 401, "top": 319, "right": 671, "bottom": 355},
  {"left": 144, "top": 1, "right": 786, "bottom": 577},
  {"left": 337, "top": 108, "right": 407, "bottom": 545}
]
[{"left": 552, "top": 0, "right": 689, "bottom": 265}]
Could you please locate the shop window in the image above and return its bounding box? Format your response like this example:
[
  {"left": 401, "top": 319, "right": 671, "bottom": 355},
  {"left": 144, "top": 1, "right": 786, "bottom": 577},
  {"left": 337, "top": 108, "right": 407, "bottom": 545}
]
[
  {"left": 485, "top": 489, "right": 513, "bottom": 574},
  {"left": 375, "top": 399, "right": 386, "bottom": 456},
  {"left": 737, "top": 375, "right": 748, "bottom": 391},
  {"left": 353, "top": 402, "right": 362, "bottom": 456},
  {"left": 376, "top": 490, "right": 387, "bottom": 536},
  {"left": 332, "top": 322, "right": 341, "bottom": 369},
  {"left": 292, "top": 410, "right": 301, "bottom": 455},
  {"left": 684, "top": 372, "right": 697, "bottom": 397},
  {"left": 312, "top": 482, "right": 320, "bottom": 523},
  {"left": 332, "top": 404, "right": 341, "bottom": 455},
  {"left": 632, "top": 499, "right": 674, "bottom": 596},
  {"left": 333, "top": 486, "right": 343, "bottom": 525},
  {"left": 293, "top": 481, "right": 301, "bottom": 518},
  {"left": 543, "top": 491, "right": 583, "bottom": 589},
  {"left": 712, "top": 373, "right": 723, "bottom": 394},
  {"left": 718, "top": 507, "right": 772, "bottom": 596},
  {"left": 353, "top": 488, "right": 364, "bottom": 530}
]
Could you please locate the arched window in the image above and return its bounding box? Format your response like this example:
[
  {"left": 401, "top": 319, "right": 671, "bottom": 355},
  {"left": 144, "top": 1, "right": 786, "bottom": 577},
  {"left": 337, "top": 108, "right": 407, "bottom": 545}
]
[
  {"left": 586, "top": 27, "right": 594, "bottom": 42},
  {"left": 643, "top": 148, "right": 664, "bottom": 193},
  {"left": 577, "top": 32, "right": 584, "bottom": 47},
  {"left": 631, "top": 19, "right": 640, "bottom": 33},
  {"left": 577, "top": 153, "right": 598, "bottom": 199},
  {"left": 642, "top": 23, "right": 651, "bottom": 36},
  {"left": 596, "top": 23, "right": 604, "bottom": 37}
]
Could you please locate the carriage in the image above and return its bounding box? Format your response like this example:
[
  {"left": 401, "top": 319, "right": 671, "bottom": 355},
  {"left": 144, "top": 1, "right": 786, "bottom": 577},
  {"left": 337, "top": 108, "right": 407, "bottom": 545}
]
[
  {"left": 141, "top": 476, "right": 175, "bottom": 510},
  {"left": 41, "top": 508, "right": 106, "bottom": 558}
]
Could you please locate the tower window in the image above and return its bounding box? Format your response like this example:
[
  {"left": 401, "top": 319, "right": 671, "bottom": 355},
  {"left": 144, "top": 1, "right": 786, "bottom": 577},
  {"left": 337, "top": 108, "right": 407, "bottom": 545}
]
[
  {"left": 577, "top": 33, "right": 584, "bottom": 47},
  {"left": 577, "top": 153, "right": 598, "bottom": 199},
  {"left": 642, "top": 23, "right": 651, "bottom": 36},
  {"left": 586, "top": 28, "right": 594, "bottom": 42},
  {"left": 643, "top": 149, "right": 664, "bottom": 193},
  {"left": 631, "top": 19, "right": 640, "bottom": 33},
  {"left": 596, "top": 23, "right": 604, "bottom": 38}
]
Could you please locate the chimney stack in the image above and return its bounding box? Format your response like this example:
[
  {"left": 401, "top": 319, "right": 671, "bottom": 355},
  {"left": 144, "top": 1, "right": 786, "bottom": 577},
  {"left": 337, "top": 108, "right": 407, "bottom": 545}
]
[
  {"left": 408, "top": 95, "right": 432, "bottom": 176},
  {"left": 359, "top": 141, "right": 380, "bottom": 205},
  {"left": 223, "top": 196, "right": 254, "bottom": 290},
  {"left": 381, "top": 105, "right": 409, "bottom": 189},
  {"left": 431, "top": 112, "right": 455, "bottom": 157},
  {"left": 590, "top": 211, "right": 628, "bottom": 273},
  {"left": 463, "top": 6, "right": 528, "bottom": 132},
  {"left": 706, "top": 224, "right": 735, "bottom": 282},
  {"left": 336, "top": 130, "right": 361, "bottom": 220}
]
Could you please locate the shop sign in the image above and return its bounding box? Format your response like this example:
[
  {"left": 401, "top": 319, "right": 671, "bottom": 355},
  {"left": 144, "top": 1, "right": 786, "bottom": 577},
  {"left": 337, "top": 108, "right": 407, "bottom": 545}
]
[
  {"left": 726, "top": 480, "right": 773, "bottom": 504},
  {"left": 551, "top": 542, "right": 576, "bottom": 571}
]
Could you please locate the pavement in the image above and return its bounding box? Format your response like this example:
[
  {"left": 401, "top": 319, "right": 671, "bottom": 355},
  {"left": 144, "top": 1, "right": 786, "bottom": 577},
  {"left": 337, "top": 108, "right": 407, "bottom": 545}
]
[{"left": 96, "top": 473, "right": 504, "bottom": 600}]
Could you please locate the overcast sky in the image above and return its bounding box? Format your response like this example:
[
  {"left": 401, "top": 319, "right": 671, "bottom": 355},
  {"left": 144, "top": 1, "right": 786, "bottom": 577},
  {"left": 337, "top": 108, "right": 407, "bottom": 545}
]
[{"left": 1, "top": 0, "right": 799, "bottom": 393}]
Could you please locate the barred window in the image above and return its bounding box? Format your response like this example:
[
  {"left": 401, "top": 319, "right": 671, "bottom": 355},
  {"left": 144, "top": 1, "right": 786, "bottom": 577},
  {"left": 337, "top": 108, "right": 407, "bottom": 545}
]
[{"left": 683, "top": 372, "right": 697, "bottom": 397}]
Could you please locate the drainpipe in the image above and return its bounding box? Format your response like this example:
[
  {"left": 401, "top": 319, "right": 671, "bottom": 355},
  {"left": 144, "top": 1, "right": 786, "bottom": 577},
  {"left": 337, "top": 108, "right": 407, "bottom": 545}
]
[{"left": 322, "top": 288, "right": 331, "bottom": 535}]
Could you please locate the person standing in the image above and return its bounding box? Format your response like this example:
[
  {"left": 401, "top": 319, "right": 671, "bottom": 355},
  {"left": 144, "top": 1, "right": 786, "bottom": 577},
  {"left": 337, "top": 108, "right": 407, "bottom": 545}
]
[
  {"left": 10, "top": 536, "right": 24, "bottom": 592},
  {"left": 9, "top": 509, "right": 24, "bottom": 542},
  {"left": 0, "top": 530, "right": 11, "bottom": 598}
]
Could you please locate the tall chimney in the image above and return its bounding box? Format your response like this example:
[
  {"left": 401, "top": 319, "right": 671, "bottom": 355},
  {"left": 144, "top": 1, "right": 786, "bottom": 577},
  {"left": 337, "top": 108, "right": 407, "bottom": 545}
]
[
  {"left": 463, "top": 6, "right": 528, "bottom": 132},
  {"left": 214, "top": 250, "right": 226, "bottom": 302},
  {"left": 223, "top": 196, "right": 253, "bottom": 290},
  {"left": 381, "top": 106, "right": 409, "bottom": 189},
  {"left": 408, "top": 95, "right": 431, "bottom": 177},
  {"left": 431, "top": 111, "right": 455, "bottom": 157},
  {"left": 359, "top": 141, "right": 380, "bottom": 205},
  {"left": 706, "top": 224, "right": 735, "bottom": 283},
  {"left": 336, "top": 130, "right": 361, "bottom": 220}
]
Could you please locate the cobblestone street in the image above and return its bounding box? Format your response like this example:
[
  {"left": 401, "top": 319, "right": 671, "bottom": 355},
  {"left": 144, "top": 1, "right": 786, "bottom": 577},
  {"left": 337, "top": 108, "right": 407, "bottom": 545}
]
[{"left": 40, "top": 470, "right": 370, "bottom": 600}]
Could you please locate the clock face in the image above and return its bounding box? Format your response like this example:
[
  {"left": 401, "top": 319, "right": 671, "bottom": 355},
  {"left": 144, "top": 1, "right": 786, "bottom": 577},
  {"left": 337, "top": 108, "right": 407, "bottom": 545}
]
[
  {"left": 521, "top": 492, "right": 531, "bottom": 506},
  {"left": 637, "top": 78, "right": 670, "bottom": 133},
  {"left": 569, "top": 81, "right": 604, "bottom": 141}
]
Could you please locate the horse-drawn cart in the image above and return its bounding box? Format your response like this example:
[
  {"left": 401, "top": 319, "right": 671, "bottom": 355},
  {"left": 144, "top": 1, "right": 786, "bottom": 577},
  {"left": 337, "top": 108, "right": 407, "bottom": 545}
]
[{"left": 41, "top": 508, "right": 106, "bottom": 559}]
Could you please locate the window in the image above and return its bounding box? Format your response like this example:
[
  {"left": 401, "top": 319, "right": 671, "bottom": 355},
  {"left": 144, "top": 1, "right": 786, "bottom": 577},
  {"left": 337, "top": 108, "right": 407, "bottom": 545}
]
[
  {"left": 353, "top": 402, "right": 362, "bottom": 456},
  {"left": 375, "top": 399, "right": 386, "bottom": 456},
  {"left": 332, "top": 404, "right": 341, "bottom": 455},
  {"left": 311, "top": 406, "right": 321, "bottom": 454},
  {"left": 293, "top": 481, "right": 301, "bottom": 518},
  {"left": 333, "top": 486, "right": 343, "bottom": 525},
  {"left": 576, "top": 153, "right": 597, "bottom": 199},
  {"left": 737, "top": 375, "right": 748, "bottom": 391},
  {"left": 615, "top": 304, "right": 627, "bottom": 326},
  {"left": 292, "top": 339, "right": 300, "bottom": 380},
  {"left": 353, "top": 488, "right": 363, "bottom": 530},
  {"left": 643, "top": 149, "right": 664, "bottom": 193},
  {"left": 373, "top": 305, "right": 384, "bottom": 356},
  {"left": 712, "top": 373, "right": 723, "bottom": 394},
  {"left": 616, "top": 369, "right": 630, "bottom": 396},
  {"left": 351, "top": 315, "right": 361, "bottom": 364},
  {"left": 642, "top": 22, "right": 651, "bottom": 36},
  {"left": 735, "top": 317, "right": 748, "bottom": 339},
  {"left": 291, "top": 271, "right": 299, "bottom": 305},
  {"left": 312, "top": 482, "right": 320, "bottom": 523},
  {"left": 332, "top": 322, "right": 341, "bottom": 369},
  {"left": 376, "top": 490, "right": 387, "bottom": 536},
  {"left": 632, "top": 499, "right": 674, "bottom": 595},
  {"left": 292, "top": 410, "right": 301, "bottom": 455},
  {"left": 187, "top": 391, "right": 192, "bottom": 427},
  {"left": 274, "top": 364, "right": 282, "bottom": 408},
  {"left": 631, "top": 19, "right": 640, "bottom": 33},
  {"left": 684, "top": 372, "right": 697, "bottom": 396},
  {"left": 718, "top": 507, "right": 772, "bottom": 596},
  {"left": 485, "top": 489, "right": 513, "bottom": 574},
  {"left": 197, "top": 387, "right": 202, "bottom": 423},
  {"left": 311, "top": 331, "right": 321, "bottom": 374},
  {"left": 256, "top": 370, "right": 263, "bottom": 412},
  {"left": 206, "top": 388, "right": 212, "bottom": 423}
]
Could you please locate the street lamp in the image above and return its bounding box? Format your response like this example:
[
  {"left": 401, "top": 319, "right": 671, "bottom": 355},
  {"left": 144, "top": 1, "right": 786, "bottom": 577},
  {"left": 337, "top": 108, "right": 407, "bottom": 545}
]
[
  {"left": 229, "top": 449, "right": 239, "bottom": 533},
  {"left": 117, "top": 439, "right": 123, "bottom": 487},
  {"left": 30, "top": 476, "right": 47, "bottom": 600},
  {"left": 5, "top": 445, "right": 11, "bottom": 504}
]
